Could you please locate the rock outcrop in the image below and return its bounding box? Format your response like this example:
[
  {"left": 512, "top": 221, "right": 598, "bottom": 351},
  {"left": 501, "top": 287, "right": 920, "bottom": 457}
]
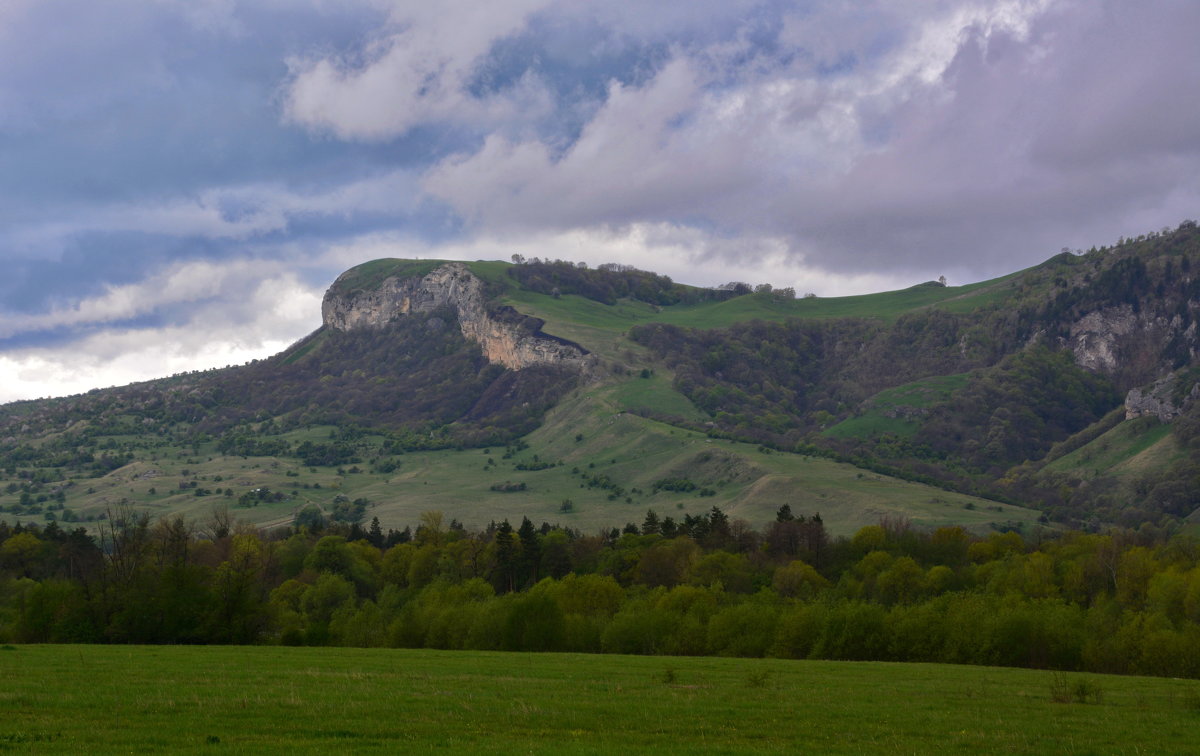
[
  {"left": 322, "top": 263, "right": 594, "bottom": 373},
  {"left": 1068, "top": 304, "right": 1199, "bottom": 388},
  {"left": 1125, "top": 375, "right": 1199, "bottom": 421},
  {"left": 1069, "top": 306, "right": 1142, "bottom": 373}
]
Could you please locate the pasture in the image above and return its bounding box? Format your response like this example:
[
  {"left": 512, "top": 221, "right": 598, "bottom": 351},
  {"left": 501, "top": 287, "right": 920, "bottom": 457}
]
[{"left": 1, "top": 644, "right": 1197, "bottom": 753}]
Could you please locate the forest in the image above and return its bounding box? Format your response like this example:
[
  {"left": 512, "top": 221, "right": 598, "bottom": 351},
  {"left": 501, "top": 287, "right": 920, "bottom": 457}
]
[
  {"left": 506, "top": 257, "right": 738, "bottom": 306},
  {"left": 2, "top": 507, "right": 1199, "bottom": 680}
]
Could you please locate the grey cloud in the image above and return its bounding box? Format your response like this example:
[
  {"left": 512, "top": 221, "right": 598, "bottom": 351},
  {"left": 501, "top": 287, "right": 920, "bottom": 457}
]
[
  {"left": 781, "top": 0, "right": 1200, "bottom": 272},
  {"left": 281, "top": 0, "right": 557, "bottom": 141},
  {"left": 422, "top": 0, "right": 1200, "bottom": 278},
  {"left": 1026, "top": 4, "right": 1200, "bottom": 166}
]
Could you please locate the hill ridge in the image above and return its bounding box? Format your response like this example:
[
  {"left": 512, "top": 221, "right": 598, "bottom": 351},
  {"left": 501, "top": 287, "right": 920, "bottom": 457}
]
[{"left": 3, "top": 220, "right": 1200, "bottom": 532}]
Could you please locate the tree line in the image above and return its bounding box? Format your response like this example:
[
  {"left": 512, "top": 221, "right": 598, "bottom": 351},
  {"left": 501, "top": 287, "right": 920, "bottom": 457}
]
[{"left": 2, "top": 508, "right": 1199, "bottom": 678}]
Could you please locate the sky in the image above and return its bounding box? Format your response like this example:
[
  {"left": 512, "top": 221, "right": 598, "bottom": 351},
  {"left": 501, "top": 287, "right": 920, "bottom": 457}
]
[{"left": 2, "top": 0, "right": 1198, "bottom": 403}]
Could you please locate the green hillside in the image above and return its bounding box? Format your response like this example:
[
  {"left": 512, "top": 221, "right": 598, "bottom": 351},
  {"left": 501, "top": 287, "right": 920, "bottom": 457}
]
[
  {"left": 498, "top": 272, "right": 1021, "bottom": 361},
  {"left": 0, "top": 376, "right": 1038, "bottom": 536},
  {"left": 4, "top": 221, "right": 1200, "bottom": 534},
  {"left": 1041, "top": 416, "right": 1181, "bottom": 480},
  {"left": 823, "top": 373, "right": 970, "bottom": 440}
]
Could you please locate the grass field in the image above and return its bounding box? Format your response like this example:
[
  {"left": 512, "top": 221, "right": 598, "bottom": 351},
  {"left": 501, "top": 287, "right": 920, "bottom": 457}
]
[
  {"left": 1040, "top": 416, "right": 1183, "bottom": 480},
  {"left": 1, "top": 644, "right": 1198, "bottom": 753}
]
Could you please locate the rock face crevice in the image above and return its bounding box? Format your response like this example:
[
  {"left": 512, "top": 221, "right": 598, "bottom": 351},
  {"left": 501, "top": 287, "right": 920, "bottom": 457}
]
[{"left": 322, "top": 263, "right": 594, "bottom": 373}]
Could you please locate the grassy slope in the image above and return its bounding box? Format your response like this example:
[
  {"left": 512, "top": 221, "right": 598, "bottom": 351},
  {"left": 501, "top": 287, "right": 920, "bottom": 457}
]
[
  {"left": 495, "top": 259, "right": 1188, "bottom": 529},
  {"left": 3, "top": 379, "right": 1040, "bottom": 537},
  {"left": 2, "top": 645, "right": 1198, "bottom": 754},
  {"left": 499, "top": 272, "right": 1020, "bottom": 360},
  {"left": 365, "top": 383, "right": 1038, "bottom": 535},
  {"left": 1040, "top": 415, "right": 1184, "bottom": 480},
  {"left": 327, "top": 258, "right": 444, "bottom": 294},
  {"left": 823, "top": 373, "right": 970, "bottom": 440}
]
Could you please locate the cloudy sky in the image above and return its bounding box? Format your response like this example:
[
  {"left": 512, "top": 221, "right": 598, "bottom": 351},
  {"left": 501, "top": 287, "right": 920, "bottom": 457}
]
[{"left": 2, "top": 0, "right": 1198, "bottom": 403}]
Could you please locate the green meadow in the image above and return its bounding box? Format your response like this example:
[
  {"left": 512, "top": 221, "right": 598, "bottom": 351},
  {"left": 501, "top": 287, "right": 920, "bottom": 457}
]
[
  {"left": 12, "top": 382, "right": 1039, "bottom": 537},
  {"left": 2, "top": 645, "right": 1197, "bottom": 753},
  {"left": 499, "top": 275, "right": 1019, "bottom": 361},
  {"left": 1041, "top": 415, "right": 1183, "bottom": 480}
]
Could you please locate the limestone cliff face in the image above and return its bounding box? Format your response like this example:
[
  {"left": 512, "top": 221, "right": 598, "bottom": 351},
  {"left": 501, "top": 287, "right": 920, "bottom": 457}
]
[
  {"left": 1068, "top": 304, "right": 1199, "bottom": 387},
  {"left": 1069, "top": 306, "right": 1142, "bottom": 373},
  {"left": 321, "top": 263, "right": 593, "bottom": 373}
]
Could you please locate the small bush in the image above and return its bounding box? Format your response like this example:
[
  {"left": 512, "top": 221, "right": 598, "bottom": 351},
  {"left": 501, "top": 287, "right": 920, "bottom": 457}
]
[{"left": 1050, "top": 673, "right": 1103, "bottom": 704}]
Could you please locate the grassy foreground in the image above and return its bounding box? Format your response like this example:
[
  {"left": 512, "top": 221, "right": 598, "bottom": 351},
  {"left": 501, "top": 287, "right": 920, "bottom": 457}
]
[{"left": 2, "top": 645, "right": 1198, "bottom": 753}]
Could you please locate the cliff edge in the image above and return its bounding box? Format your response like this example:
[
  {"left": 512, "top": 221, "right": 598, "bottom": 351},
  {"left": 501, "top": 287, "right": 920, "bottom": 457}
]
[{"left": 321, "top": 262, "right": 594, "bottom": 373}]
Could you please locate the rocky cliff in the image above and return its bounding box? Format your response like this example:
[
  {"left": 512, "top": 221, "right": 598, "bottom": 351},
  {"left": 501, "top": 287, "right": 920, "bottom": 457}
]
[
  {"left": 1124, "top": 374, "right": 1199, "bottom": 421},
  {"left": 1068, "top": 304, "right": 1199, "bottom": 389},
  {"left": 322, "top": 262, "right": 594, "bottom": 373}
]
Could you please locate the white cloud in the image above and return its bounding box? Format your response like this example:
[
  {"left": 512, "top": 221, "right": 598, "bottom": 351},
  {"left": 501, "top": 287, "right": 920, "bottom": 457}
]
[
  {"left": 314, "top": 223, "right": 916, "bottom": 297},
  {"left": 0, "top": 259, "right": 321, "bottom": 339},
  {"left": 874, "top": 0, "right": 1049, "bottom": 90},
  {"left": 282, "top": 0, "right": 554, "bottom": 140},
  {"left": 423, "top": 56, "right": 722, "bottom": 227},
  {"left": 422, "top": 1, "right": 1052, "bottom": 232},
  {"left": 0, "top": 270, "right": 323, "bottom": 404}
]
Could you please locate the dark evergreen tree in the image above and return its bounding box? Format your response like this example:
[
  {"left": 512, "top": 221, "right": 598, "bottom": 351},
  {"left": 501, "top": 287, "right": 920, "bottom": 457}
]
[
  {"left": 642, "top": 509, "right": 661, "bottom": 535},
  {"left": 659, "top": 517, "right": 679, "bottom": 538},
  {"left": 492, "top": 520, "right": 518, "bottom": 593},
  {"left": 517, "top": 517, "right": 541, "bottom": 588}
]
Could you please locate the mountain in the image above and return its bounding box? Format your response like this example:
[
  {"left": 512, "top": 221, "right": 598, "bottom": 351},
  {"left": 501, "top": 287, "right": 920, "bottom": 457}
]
[{"left": 3, "top": 220, "right": 1199, "bottom": 535}]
